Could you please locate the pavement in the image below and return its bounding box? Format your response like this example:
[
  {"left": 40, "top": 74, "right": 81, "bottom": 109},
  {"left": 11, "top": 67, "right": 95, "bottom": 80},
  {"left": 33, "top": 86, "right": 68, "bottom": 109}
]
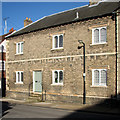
[{"left": 1, "top": 98, "right": 120, "bottom": 116}]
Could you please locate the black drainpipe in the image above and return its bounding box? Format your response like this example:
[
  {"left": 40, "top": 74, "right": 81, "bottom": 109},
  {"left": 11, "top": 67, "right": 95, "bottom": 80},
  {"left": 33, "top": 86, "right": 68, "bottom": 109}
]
[{"left": 114, "top": 12, "right": 118, "bottom": 99}]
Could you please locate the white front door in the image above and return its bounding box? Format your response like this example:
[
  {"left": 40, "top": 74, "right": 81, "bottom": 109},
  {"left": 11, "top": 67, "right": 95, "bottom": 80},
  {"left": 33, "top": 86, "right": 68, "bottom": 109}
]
[{"left": 33, "top": 71, "right": 42, "bottom": 93}]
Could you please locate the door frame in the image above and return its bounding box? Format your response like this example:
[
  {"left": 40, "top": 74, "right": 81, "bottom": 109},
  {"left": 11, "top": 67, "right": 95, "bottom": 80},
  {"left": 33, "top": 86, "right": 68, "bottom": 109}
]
[{"left": 33, "top": 70, "right": 42, "bottom": 93}]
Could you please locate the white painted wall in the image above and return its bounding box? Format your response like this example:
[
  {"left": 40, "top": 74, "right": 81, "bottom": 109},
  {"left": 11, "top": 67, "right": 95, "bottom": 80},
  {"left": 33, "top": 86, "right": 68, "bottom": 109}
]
[{"left": 0, "top": 40, "right": 6, "bottom": 52}]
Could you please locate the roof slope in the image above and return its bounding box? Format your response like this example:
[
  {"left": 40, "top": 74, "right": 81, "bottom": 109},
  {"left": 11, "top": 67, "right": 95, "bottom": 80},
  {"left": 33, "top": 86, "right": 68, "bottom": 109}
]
[{"left": 6, "top": 2, "right": 120, "bottom": 38}]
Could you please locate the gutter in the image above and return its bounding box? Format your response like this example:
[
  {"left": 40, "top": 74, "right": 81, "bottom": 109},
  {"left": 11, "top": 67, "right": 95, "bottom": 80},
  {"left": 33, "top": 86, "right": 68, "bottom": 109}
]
[{"left": 114, "top": 11, "right": 118, "bottom": 99}]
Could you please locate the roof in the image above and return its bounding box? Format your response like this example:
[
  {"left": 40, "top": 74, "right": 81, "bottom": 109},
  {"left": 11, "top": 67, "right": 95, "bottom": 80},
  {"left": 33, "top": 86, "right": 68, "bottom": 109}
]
[
  {"left": 0, "top": 28, "right": 15, "bottom": 42},
  {"left": 6, "top": 1, "right": 120, "bottom": 38}
]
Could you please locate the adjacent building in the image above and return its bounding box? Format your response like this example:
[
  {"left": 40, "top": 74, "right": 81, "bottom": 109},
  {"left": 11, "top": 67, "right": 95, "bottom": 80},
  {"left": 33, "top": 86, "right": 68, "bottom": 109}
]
[
  {"left": 0, "top": 28, "right": 14, "bottom": 97},
  {"left": 5, "top": 1, "right": 120, "bottom": 104}
]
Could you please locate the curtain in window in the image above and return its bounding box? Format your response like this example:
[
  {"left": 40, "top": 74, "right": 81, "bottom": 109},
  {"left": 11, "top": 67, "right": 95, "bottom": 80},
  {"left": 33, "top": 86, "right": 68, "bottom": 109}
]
[
  {"left": 21, "top": 43, "right": 23, "bottom": 53},
  {"left": 59, "top": 35, "right": 63, "bottom": 47},
  {"left": 21, "top": 72, "right": 23, "bottom": 82},
  {"left": 18, "top": 43, "right": 20, "bottom": 53},
  {"left": 59, "top": 71, "right": 63, "bottom": 83},
  {"left": 101, "top": 70, "right": 107, "bottom": 85},
  {"left": 94, "top": 70, "right": 99, "bottom": 85},
  {"left": 54, "top": 71, "right": 58, "bottom": 83},
  {"left": 18, "top": 72, "right": 20, "bottom": 82},
  {"left": 54, "top": 36, "right": 58, "bottom": 48},
  {"left": 100, "top": 28, "right": 106, "bottom": 42},
  {"left": 94, "top": 29, "right": 99, "bottom": 43}
]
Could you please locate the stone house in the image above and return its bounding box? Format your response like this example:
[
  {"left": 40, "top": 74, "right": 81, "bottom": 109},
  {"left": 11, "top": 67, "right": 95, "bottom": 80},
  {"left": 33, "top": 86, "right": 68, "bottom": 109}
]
[{"left": 5, "top": 1, "right": 120, "bottom": 104}]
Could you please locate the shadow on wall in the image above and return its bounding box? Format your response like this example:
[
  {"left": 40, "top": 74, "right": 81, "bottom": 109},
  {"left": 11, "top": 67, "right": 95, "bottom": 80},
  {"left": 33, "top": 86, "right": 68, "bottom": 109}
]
[
  {"left": 60, "top": 94, "right": 120, "bottom": 119},
  {"left": 1, "top": 101, "right": 14, "bottom": 117}
]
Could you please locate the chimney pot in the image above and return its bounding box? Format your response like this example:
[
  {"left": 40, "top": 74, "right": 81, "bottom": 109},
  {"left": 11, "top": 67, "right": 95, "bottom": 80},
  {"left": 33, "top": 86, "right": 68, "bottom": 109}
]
[
  {"left": 9, "top": 28, "right": 14, "bottom": 33},
  {"left": 24, "top": 17, "right": 32, "bottom": 27}
]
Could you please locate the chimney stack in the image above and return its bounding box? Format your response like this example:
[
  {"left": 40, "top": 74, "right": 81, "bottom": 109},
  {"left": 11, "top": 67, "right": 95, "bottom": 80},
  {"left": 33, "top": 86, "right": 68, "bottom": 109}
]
[
  {"left": 24, "top": 17, "right": 32, "bottom": 27},
  {"left": 89, "top": 0, "right": 102, "bottom": 5}
]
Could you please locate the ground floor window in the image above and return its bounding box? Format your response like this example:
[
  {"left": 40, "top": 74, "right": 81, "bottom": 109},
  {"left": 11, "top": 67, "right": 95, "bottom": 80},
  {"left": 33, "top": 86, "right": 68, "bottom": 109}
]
[
  {"left": 52, "top": 70, "right": 63, "bottom": 85},
  {"left": 92, "top": 69, "right": 107, "bottom": 86},
  {"left": 16, "top": 71, "right": 23, "bottom": 83}
]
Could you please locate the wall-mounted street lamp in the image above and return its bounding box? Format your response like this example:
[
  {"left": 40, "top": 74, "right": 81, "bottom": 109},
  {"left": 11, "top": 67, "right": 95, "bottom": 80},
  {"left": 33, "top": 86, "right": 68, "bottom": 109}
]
[{"left": 78, "top": 40, "right": 86, "bottom": 104}]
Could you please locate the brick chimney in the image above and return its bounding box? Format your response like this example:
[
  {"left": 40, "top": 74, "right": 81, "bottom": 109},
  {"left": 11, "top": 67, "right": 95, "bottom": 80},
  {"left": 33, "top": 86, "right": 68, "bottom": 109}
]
[
  {"left": 89, "top": 0, "right": 103, "bottom": 5},
  {"left": 24, "top": 17, "right": 32, "bottom": 27}
]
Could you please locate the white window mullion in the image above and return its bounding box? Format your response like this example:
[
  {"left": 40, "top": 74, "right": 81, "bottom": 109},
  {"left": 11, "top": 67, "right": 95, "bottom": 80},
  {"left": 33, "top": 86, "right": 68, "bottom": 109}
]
[
  {"left": 99, "top": 28, "right": 101, "bottom": 43},
  {"left": 92, "top": 70, "right": 94, "bottom": 86},
  {"left": 92, "top": 29, "right": 94, "bottom": 44},
  {"left": 58, "top": 70, "right": 60, "bottom": 84},
  {"left": 19, "top": 44, "right": 21, "bottom": 53},
  {"left": 52, "top": 70, "right": 55, "bottom": 84},
  {"left": 16, "top": 43, "right": 18, "bottom": 54},
  {"left": 57, "top": 35, "right": 59, "bottom": 48},
  {"left": 16, "top": 72, "right": 18, "bottom": 83},
  {"left": 53, "top": 37, "right": 55, "bottom": 49},
  {"left": 99, "top": 70, "right": 101, "bottom": 86}
]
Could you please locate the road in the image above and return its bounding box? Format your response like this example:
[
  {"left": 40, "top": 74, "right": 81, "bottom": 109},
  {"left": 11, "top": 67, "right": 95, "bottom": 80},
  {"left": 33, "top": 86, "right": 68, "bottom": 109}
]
[{"left": 1, "top": 101, "right": 120, "bottom": 119}]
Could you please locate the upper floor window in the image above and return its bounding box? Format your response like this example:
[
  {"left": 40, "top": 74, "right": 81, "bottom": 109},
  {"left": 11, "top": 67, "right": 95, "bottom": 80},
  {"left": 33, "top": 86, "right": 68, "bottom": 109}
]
[
  {"left": 52, "top": 34, "right": 63, "bottom": 49},
  {"left": 92, "top": 27, "right": 107, "bottom": 44},
  {"left": 52, "top": 70, "right": 63, "bottom": 85},
  {"left": 16, "top": 42, "right": 23, "bottom": 54},
  {"left": 92, "top": 69, "right": 107, "bottom": 86},
  {"left": 16, "top": 71, "right": 23, "bottom": 84}
]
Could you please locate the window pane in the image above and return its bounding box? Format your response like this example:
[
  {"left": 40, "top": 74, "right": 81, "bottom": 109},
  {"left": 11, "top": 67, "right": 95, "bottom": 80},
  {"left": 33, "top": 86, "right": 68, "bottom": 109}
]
[
  {"left": 21, "top": 72, "right": 23, "bottom": 82},
  {"left": 101, "top": 70, "right": 107, "bottom": 85},
  {"left": 54, "top": 36, "right": 58, "bottom": 48},
  {"left": 59, "top": 35, "right": 63, "bottom": 47},
  {"left": 100, "top": 28, "right": 107, "bottom": 42},
  {"left": 94, "top": 29, "right": 99, "bottom": 43},
  {"left": 54, "top": 71, "right": 58, "bottom": 83},
  {"left": 21, "top": 43, "right": 23, "bottom": 53},
  {"left": 18, "top": 72, "right": 20, "bottom": 82},
  {"left": 94, "top": 70, "right": 99, "bottom": 85},
  {"left": 18, "top": 43, "right": 20, "bottom": 53},
  {"left": 59, "top": 71, "right": 63, "bottom": 83}
]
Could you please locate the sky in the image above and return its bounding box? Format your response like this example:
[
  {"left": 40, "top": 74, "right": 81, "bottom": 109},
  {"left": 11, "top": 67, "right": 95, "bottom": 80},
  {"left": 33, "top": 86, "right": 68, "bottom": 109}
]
[{"left": 0, "top": 1, "right": 89, "bottom": 35}]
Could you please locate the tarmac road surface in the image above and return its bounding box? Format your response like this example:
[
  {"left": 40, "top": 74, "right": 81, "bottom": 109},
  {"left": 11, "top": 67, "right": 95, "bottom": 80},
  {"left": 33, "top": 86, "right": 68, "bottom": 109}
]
[{"left": 1, "top": 101, "right": 120, "bottom": 119}]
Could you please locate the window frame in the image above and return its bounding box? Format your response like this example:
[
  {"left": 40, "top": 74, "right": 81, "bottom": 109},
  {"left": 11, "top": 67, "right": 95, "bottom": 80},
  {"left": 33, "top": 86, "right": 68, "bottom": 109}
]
[
  {"left": 92, "top": 27, "right": 107, "bottom": 45},
  {"left": 52, "top": 34, "right": 63, "bottom": 50},
  {"left": 92, "top": 69, "right": 107, "bottom": 87},
  {"left": 16, "top": 42, "right": 24, "bottom": 54},
  {"left": 52, "top": 70, "right": 63, "bottom": 85},
  {"left": 16, "top": 71, "right": 23, "bottom": 84}
]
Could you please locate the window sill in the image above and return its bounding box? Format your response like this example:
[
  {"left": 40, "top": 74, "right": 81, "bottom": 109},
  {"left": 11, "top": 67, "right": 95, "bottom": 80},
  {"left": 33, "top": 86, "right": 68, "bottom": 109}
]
[
  {"left": 51, "top": 84, "right": 63, "bottom": 86},
  {"left": 51, "top": 48, "right": 64, "bottom": 51},
  {"left": 90, "top": 42, "right": 107, "bottom": 46},
  {"left": 15, "top": 82, "right": 23, "bottom": 84},
  {"left": 90, "top": 85, "right": 107, "bottom": 88},
  {"left": 15, "top": 53, "right": 23, "bottom": 56}
]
